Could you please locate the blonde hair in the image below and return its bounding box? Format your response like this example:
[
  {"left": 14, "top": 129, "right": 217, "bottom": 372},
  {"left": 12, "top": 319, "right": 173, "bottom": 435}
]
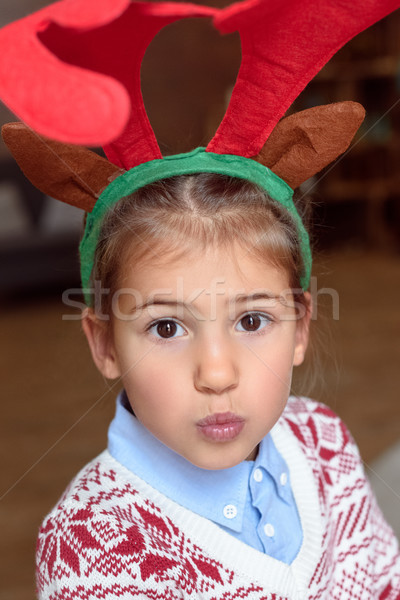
[{"left": 91, "top": 173, "right": 311, "bottom": 312}]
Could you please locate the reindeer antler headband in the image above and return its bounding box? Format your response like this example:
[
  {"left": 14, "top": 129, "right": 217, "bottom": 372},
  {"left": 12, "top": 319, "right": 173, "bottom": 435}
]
[{"left": 0, "top": 0, "right": 398, "bottom": 303}]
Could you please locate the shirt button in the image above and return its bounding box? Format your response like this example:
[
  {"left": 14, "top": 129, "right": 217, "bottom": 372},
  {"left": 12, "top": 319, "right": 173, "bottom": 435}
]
[
  {"left": 280, "top": 472, "right": 288, "bottom": 486},
  {"left": 263, "top": 523, "right": 275, "bottom": 537},
  {"left": 223, "top": 504, "right": 238, "bottom": 519},
  {"left": 253, "top": 468, "right": 263, "bottom": 482}
]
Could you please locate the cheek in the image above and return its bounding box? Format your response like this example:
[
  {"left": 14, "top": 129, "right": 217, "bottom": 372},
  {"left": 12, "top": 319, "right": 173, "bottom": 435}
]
[
  {"left": 248, "top": 331, "right": 296, "bottom": 385},
  {"left": 123, "top": 365, "right": 188, "bottom": 448},
  {"left": 268, "top": 350, "right": 295, "bottom": 388},
  {"left": 120, "top": 352, "right": 184, "bottom": 413},
  {"left": 241, "top": 345, "right": 295, "bottom": 424}
]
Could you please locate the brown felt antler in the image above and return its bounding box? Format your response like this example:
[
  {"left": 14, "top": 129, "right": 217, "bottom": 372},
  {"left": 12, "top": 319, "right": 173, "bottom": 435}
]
[
  {"left": 253, "top": 102, "right": 366, "bottom": 189},
  {"left": 1, "top": 102, "right": 365, "bottom": 215},
  {"left": 1, "top": 122, "right": 124, "bottom": 212}
]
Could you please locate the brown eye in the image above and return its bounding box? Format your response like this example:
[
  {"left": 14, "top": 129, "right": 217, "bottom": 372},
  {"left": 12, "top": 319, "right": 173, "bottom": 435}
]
[
  {"left": 236, "top": 313, "right": 272, "bottom": 333},
  {"left": 240, "top": 314, "right": 262, "bottom": 331},
  {"left": 156, "top": 320, "right": 178, "bottom": 338}
]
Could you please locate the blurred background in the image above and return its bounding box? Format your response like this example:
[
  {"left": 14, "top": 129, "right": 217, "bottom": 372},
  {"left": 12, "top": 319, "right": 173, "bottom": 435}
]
[{"left": 0, "top": 1, "right": 399, "bottom": 598}]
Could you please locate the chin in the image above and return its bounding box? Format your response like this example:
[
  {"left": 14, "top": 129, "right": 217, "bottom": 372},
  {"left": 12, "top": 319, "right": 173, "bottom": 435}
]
[{"left": 187, "top": 449, "right": 248, "bottom": 471}]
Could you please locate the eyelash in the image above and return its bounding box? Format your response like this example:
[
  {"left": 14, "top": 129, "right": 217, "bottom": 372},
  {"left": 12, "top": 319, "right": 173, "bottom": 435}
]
[
  {"left": 236, "top": 312, "right": 273, "bottom": 335},
  {"left": 145, "top": 312, "right": 274, "bottom": 343},
  {"left": 145, "top": 319, "right": 186, "bottom": 344}
]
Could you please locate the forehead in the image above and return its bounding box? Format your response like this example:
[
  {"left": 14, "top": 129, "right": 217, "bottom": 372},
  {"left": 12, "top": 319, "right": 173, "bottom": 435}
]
[{"left": 120, "top": 243, "right": 291, "bottom": 296}]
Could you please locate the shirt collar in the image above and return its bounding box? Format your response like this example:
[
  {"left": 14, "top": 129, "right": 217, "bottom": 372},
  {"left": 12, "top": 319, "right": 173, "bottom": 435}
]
[
  {"left": 256, "top": 425, "right": 294, "bottom": 504},
  {"left": 108, "top": 390, "right": 290, "bottom": 532}
]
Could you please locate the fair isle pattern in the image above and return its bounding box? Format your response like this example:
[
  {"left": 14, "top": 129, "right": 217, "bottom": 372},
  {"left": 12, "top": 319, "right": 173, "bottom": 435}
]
[
  {"left": 36, "top": 398, "right": 400, "bottom": 599},
  {"left": 36, "top": 463, "right": 284, "bottom": 599},
  {"left": 282, "top": 398, "right": 400, "bottom": 600}
]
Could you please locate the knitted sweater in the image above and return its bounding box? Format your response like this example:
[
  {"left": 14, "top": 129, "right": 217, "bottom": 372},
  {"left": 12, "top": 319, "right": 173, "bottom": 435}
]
[{"left": 36, "top": 397, "right": 400, "bottom": 599}]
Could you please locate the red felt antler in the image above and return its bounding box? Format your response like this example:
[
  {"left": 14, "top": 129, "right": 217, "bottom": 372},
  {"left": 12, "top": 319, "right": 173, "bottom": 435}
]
[
  {"left": 0, "top": 0, "right": 131, "bottom": 150},
  {"left": 1, "top": 0, "right": 398, "bottom": 169},
  {"left": 0, "top": 0, "right": 216, "bottom": 169},
  {"left": 207, "top": 0, "right": 400, "bottom": 157}
]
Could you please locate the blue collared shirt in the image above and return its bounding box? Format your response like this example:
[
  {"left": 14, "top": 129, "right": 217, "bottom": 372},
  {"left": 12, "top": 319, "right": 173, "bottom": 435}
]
[{"left": 108, "top": 391, "right": 303, "bottom": 563}]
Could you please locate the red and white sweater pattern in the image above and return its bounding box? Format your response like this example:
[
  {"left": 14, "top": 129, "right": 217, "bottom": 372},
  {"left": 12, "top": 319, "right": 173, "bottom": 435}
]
[{"left": 36, "top": 397, "right": 400, "bottom": 599}]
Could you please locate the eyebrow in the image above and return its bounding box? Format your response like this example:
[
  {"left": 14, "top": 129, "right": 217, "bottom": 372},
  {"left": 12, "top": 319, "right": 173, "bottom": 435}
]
[
  {"left": 129, "top": 292, "right": 281, "bottom": 313},
  {"left": 235, "top": 292, "right": 281, "bottom": 303}
]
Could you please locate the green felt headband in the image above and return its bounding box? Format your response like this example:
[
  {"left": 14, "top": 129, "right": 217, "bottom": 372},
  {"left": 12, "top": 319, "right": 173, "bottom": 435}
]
[{"left": 79, "top": 148, "right": 311, "bottom": 305}]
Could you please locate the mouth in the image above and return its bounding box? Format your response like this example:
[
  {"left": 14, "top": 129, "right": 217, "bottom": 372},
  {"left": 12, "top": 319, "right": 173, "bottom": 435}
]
[{"left": 196, "top": 412, "right": 245, "bottom": 442}]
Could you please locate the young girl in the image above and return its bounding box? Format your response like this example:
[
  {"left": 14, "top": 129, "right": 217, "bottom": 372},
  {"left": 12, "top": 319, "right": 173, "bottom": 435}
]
[
  {"left": 33, "top": 162, "right": 400, "bottom": 599},
  {"left": 1, "top": 0, "right": 400, "bottom": 598}
]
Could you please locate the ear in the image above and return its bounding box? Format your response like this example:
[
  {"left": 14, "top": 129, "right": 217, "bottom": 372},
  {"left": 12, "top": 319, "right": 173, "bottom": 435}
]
[
  {"left": 253, "top": 102, "right": 365, "bottom": 189},
  {"left": 293, "top": 291, "right": 312, "bottom": 367},
  {"left": 81, "top": 309, "right": 121, "bottom": 380},
  {"left": 1, "top": 122, "right": 125, "bottom": 212}
]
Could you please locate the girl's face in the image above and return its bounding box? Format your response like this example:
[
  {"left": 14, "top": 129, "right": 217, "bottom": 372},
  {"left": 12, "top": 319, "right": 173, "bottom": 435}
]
[{"left": 84, "top": 243, "right": 310, "bottom": 470}]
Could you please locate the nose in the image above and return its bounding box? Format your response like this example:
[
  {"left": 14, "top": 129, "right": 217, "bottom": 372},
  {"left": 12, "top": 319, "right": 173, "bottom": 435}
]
[{"left": 193, "top": 334, "right": 239, "bottom": 395}]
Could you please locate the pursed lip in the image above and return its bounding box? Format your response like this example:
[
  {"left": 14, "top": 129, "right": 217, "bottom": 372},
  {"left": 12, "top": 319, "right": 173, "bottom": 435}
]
[
  {"left": 197, "top": 412, "right": 244, "bottom": 427},
  {"left": 196, "top": 412, "right": 245, "bottom": 442}
]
